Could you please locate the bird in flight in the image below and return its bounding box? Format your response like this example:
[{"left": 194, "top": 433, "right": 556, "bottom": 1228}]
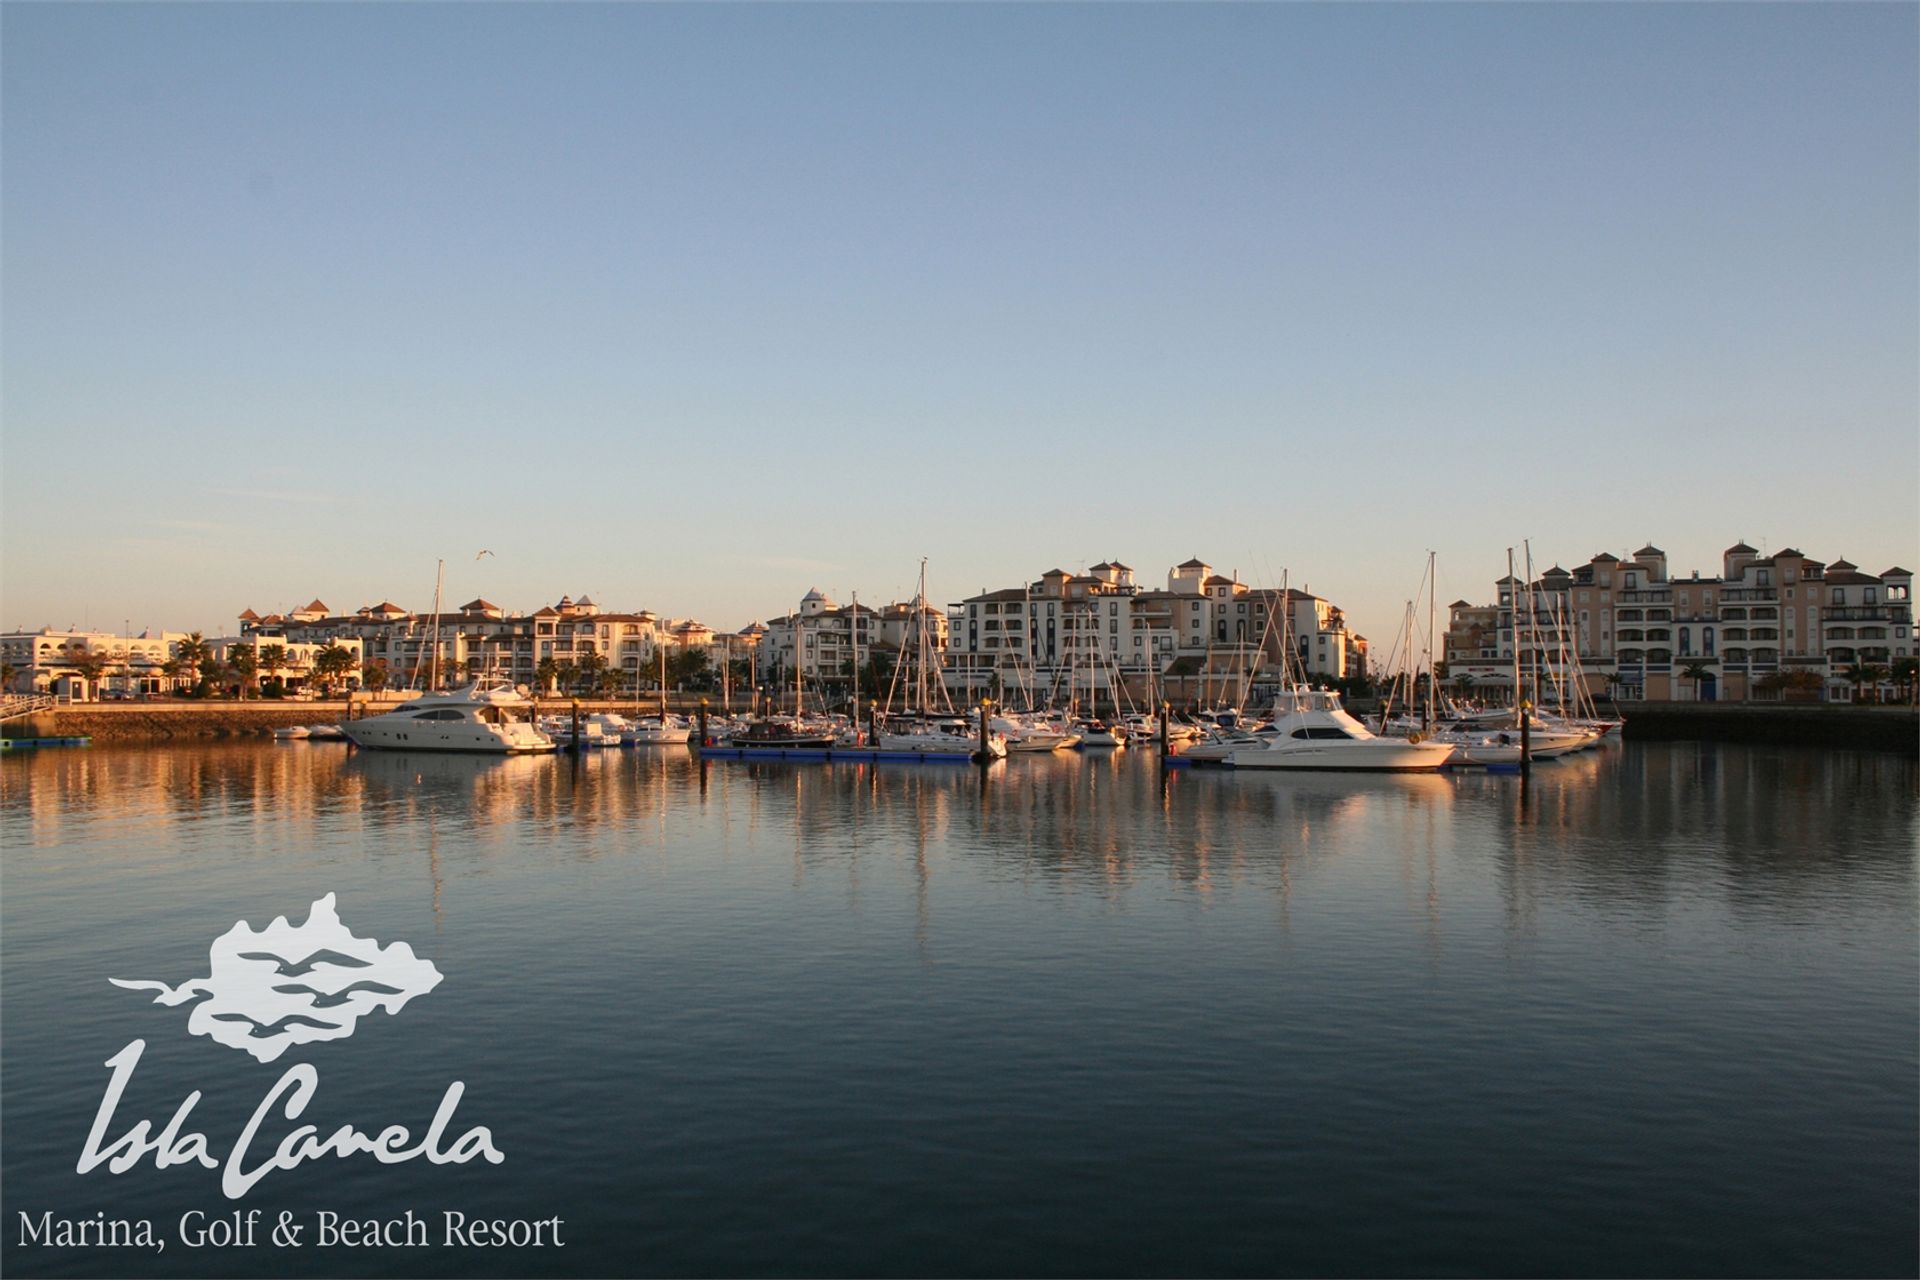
[{"left": 476, "top": 549, "right": 495, "bottom": 559}]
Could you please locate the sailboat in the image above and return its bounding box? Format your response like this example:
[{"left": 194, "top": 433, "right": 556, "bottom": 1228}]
[
  {"left": 624, "top": 642, "right": 691, "bottom": 744},
  {"left": 879, "top": 561, "right": 1007, "bottom": 759}
]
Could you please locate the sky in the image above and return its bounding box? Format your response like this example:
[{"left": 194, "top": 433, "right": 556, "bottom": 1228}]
[{"left": 4, "top": 3, "right": 1915, "bottom": 653}]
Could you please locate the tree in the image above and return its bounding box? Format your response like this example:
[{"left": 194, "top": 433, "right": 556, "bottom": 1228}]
[
  {"left": 1680, "top": 662, "right": 1712, "bottom": 701},
  {"left": 574, "top": 649, "right": 609, "bottom": 694},
  {"left": 196, "top": 655, "right": 229, "bottom": 698},
  {"left": 1893, "top": 657, "right": 1920, "bottom": 705},
  {"left": 1856, "top": 663, "right": 1891, "bottom": 705},
  {"left": 555, "top": 660, "right": 578, "bottom": 695},
  {"left": 535, "top": 657, "right": 559, "bottom": 695},
  {"left": 227, "top": 645, "right": 258, "bottom": 700},
  {"left": 68, "top": 649, "right": 110, "bottom": 700},
  {"left": 0, "top": 661, "right": 15, "bottom": 692},
  {"left": 309, "top": 644, "right": 357, "bottom": 697},
  {"left": 668, "top": 646, "right": 710, "bottom": 688},
  {"left": 174, "top": 632, "right": 209, "bottom": 690},
  {"left": 362, "top": 659, "right": 390, "bottom": 693},
  {"left": 259, "top": 644, "right": 288, "bottom": 691}
]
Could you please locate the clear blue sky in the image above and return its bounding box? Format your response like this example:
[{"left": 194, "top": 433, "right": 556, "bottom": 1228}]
[{"left": 4, "top": 3, "right": 1914, "bottom": 650}]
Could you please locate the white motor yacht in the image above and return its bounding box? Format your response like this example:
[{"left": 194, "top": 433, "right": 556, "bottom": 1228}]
[
  {"left": 1227, "top": 690, "right": 1455, "bottom": 771},
  {"left": 623, "top": 714, "right": 692, "bottom": 745},
  {"left": 342, "top": 683, "right": 554, "bottom": 754},
  {"left": 879, "top": 717, "right": 1008, "bottom": 760},
  {"left": 989, "top": 712, "right": 1080, "bottom": 752}
]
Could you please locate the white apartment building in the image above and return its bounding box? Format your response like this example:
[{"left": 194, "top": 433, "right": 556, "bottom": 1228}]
[{"left": 0, "top": 628, "right": 193, "bottom": 699}]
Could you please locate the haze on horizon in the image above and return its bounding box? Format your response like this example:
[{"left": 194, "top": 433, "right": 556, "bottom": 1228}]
[{"left": 3, "top": 3, "right": 1914, "bottom": 652}]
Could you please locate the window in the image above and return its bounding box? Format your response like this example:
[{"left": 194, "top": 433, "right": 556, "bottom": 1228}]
[
  {"left": 1833, "top": 589, "right": 1846, "bottom": 605},
  {"left": 1866, "top": 587, "right": 1878, "bottom": 604},
  {"left": 1704, "top": 628, "right": 1715, "bottom": 656}
]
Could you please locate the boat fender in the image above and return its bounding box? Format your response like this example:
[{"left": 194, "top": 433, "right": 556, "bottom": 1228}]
[{"left": 1407, "top": 732, "right": 1423, "bottom": 744}]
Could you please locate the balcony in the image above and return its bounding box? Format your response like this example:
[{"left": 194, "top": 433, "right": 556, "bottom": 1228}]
[
  {"left": 1619, "top": 590, "right": 1669, "bottom": 603},
  {"left": 1722, "top": 588, "right": 1778, "bottom": 602},
  {"left": 1823, "top": 606, "right": 1911, "bottom": 623}
]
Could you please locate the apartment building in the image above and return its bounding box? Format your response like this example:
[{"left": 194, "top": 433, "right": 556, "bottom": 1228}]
[
  {"left": 0, "top": 628, "right": 192, "bottom": 698},
  {"left": 944, "top": 558, "right": 1368, "bottom": 704},
  {"left": 1444, "top": 542, "right": 1914, "bottom": 702}
]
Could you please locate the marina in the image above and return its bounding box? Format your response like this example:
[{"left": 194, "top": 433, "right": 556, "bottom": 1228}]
[{"left": 3, "top": 737, "right": 1914, "bottom": 1278}]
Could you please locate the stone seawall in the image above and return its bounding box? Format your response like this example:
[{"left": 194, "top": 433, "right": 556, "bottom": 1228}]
[
  {"left": 1620, "top": 702, "right": 1917, "bottom": 756},
  {"left": 14, "top": 702, "right": 357, "bottom": 742},
  {"left": 12, "top": 697, "right": 722, "bottom": 743}
]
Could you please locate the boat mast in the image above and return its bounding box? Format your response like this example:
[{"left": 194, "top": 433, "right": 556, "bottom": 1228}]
[
  {"left": 1508, "top": 547, "right": 1521, "bottom": 716},
  {"left": 916, "top": 559, "right": 929, "bottom": 719},
  {"left": 851, "top": 590, "right": 860, "bottom": 718},
  {"left": 1426, "top": 549, "right": 1438, "bottom": 730},
  {"left": 659, "top": 638, "right": 668, "bottom": 719},
  {"left": 426, "top": 558, "right": 444, "bottom": 691}
]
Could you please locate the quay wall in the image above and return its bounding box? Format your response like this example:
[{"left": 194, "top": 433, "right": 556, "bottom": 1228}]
[
  {"left": 9, "top": 697, "right": 727, "bottom": 743},
  {"left": 1619, "top": 702, "right": 1917, "bottom": 756}
]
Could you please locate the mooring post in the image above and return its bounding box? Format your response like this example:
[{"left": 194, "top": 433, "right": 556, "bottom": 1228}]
[
  {"left": 570, "top": 698, "right": 582, "bottom": 754},
  {"left": 977, "top": 698, "right": 991, "bottom": 764},
  {"left": 1159, "top": 700, "right": 1170, "bottom": 755},
  {"left": 1520, "top": 698, "right": 1533, "bottom": 780},
  {"left": 696, "top": 697, "right": 709, "bottom": 755}
]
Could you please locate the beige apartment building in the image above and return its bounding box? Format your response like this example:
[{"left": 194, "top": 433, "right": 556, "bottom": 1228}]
[
  {"left": 1445, "top": 542, "right": 1914, "bottom": 703},
  {"left": 944, "top": 558, "right": 1368, "bottom": 704}
]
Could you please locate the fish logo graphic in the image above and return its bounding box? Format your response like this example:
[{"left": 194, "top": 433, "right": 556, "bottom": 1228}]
[{"left": 110, "top": 894, "right": 442, "bottom": 1062}]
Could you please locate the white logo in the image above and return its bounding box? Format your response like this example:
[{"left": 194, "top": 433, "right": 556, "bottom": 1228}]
[{"left": 110, "top": 893, "right": 443, "bottom": 1063}]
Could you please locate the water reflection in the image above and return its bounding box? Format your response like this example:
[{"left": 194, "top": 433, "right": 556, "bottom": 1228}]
[{"left": 4, "top": 742, "right": 1913, "bottom": 926}]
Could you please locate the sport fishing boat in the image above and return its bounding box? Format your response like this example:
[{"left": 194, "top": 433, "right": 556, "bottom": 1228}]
[
  {"left": 1226, "top": 689, "right": 1454, "bottom": 771},
  {"left": 341, "top": 683, "right": 554, "bottom": 754}
]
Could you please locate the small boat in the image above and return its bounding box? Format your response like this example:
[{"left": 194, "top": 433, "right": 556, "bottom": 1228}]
[
  {"left": 305, "top": 724, "right": 348, "bottom": 741},
  {"left": 724, "top": 716, "right": 838, "bottom": 749},
  {"left": 342, "top": 683, "right": 554, "bottom": 754},
  {"left": 272, "top": 725, "right": 311, "bottom": 740},
  {"left": 1076, "top": 720, "right": 1126, "bottom": 748},
  {"left": 623, "top": 715, "right": 692, "bottom": 745}
]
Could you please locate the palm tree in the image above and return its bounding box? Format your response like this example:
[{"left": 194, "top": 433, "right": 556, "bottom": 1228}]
[
  {"left": 197, "top": 654, "right": 229, "bottom": 698},
  {"left": 1680, "top": 662, "right": 1712, "bottom": 702},
  {"left": 362, "top": 659, "right": 390, "bottom": 693},
  {"left": 258, "top": 644, "right": 288, "bottom": 695},
  {"left": 555, "top": 660, "right": 578, "bottom": 695},
  {"left": 0, "top": 661, "right": 16, "bottom": 693},
  {"left": 535, "top": 657, "right": 559, "bottom": 695},
  {"left": 174, "top": 632, "right": 208, "bottom": 690},
  {"left": 1893, "top": 657, "right": 1920, "bottom": 705},
  {"left": 309, "top": 644, "right": 357, "bottom": 697},
  {"left": 1844, "top": 663, "right": 1874, "bottom": 704},
  {"left": 227, "top": 645, "right": 258, "bottom": 700},
  {"left": 1858, "top": 663, "right": 1891, "bottom": 705},
  {"left": 68, "top": 649, "right": 110, "bottom": 700}
]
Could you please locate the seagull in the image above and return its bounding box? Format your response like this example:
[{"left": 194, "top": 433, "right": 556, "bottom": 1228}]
[
  {"left": 475, "top": 550, "right": 494, "bottom": 560},
  {"left": 237, "top": 948, "right": 372, "bottom": 978}
]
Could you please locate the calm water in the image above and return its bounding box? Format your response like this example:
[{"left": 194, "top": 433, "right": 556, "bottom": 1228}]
[{"left": 2, "top": 741, "right": 1915, "bottom": 1278}]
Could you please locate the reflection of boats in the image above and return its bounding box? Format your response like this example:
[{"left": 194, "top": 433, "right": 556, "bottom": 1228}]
[
  {"left": 1227, "top": 690, "right": 1454, "bottom": 771},
  {"left": 342, "top": 683, "right": 554, "bottom": 754}
]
